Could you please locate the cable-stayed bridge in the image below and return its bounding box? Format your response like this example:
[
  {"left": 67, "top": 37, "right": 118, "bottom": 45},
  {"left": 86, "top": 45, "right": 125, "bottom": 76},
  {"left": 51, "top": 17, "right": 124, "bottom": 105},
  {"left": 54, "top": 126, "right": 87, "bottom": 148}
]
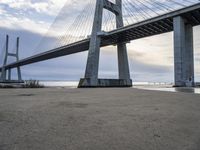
[{"left": 0, "top": 0, "right": 200, "bottom": 87}]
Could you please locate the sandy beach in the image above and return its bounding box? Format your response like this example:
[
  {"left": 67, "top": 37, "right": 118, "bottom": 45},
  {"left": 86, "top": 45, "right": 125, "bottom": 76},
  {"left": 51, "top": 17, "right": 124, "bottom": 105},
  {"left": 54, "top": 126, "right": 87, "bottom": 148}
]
[{"left": 0, "top": 87, "right": 200, "bottom": 150}]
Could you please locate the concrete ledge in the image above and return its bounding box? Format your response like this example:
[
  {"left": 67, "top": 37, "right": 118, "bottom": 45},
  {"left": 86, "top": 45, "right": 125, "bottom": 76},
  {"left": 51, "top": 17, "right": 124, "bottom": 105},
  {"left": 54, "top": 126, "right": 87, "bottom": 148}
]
[{"left": 78, "top": 78, "right": 132, "bottom": 88}]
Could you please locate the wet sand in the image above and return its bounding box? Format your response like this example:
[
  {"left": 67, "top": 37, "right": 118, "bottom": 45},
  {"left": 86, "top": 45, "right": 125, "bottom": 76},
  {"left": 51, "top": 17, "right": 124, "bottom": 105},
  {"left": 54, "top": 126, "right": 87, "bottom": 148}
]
[{"left": 0, "top": 87, "right": 200, "bottom": 150}]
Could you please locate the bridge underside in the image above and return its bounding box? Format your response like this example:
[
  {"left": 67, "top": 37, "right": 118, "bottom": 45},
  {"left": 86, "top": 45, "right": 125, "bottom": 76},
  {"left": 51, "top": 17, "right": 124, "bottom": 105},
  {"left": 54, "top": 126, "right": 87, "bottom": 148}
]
[
  {"left": 1, "top": 3, "right": 200, "bottom": 87},
  {"left": 102, "top": 6, "right": 200, "bottom": 46}
]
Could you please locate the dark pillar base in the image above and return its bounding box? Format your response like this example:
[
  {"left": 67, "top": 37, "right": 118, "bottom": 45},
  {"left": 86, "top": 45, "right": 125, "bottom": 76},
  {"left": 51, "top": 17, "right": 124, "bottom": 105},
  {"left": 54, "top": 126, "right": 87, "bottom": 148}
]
[
  {"left": 78, "top": 78, "right": 132, "bottom": 88},
  {"left": 0, "top": 80, "right": 24, "bottom": 84},
  {"left": 173, "top": 81, "right": 195, "bottom": 87}
]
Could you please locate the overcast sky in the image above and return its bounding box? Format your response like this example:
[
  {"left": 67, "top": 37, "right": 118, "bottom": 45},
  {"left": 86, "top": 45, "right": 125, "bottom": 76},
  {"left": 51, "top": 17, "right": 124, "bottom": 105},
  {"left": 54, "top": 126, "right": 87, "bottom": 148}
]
[{"left": 0, "top": 0, "right": 200, "bottom": 83}]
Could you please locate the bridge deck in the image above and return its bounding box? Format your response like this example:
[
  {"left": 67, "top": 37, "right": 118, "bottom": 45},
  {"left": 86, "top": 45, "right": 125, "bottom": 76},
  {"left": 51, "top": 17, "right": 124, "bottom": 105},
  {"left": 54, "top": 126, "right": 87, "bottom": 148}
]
[
  {"left": 1, "top": 3, "right": 200, "bottom": 71},
  {"left": 102, "top": 3, "right": 200, "bottom": 45}
]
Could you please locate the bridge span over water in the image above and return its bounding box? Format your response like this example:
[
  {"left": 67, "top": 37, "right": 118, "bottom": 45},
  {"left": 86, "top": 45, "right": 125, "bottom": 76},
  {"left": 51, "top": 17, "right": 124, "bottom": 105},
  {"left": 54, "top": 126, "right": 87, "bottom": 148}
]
[{"left": 1, "top": 1, "right": 200, "bottom": 87}]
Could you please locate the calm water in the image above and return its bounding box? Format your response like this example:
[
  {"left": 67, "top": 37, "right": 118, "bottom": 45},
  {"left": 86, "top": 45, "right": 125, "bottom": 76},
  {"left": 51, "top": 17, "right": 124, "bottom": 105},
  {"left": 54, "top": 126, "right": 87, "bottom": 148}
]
[
  {"left": 40, "top": 81, "right": 200, "bottom": 94},
  {"left": 40, "top": 81, "right": 78, "bottom": 87},
  {"left": 135, "top": 86, "right": 200, "bottom": 94}
]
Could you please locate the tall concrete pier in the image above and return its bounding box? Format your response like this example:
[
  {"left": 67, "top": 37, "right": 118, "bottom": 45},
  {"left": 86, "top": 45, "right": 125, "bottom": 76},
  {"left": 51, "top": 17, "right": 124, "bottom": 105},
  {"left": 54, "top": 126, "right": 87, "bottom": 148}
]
[
  {"left": 173, "top": 16, "right": 194, "bottom": 87},
  {"left": 78, "top": 0, "right": 132, "bottom": 87},
  {"left": 0, "top": 35, "right": 22, "bottom": 83}
]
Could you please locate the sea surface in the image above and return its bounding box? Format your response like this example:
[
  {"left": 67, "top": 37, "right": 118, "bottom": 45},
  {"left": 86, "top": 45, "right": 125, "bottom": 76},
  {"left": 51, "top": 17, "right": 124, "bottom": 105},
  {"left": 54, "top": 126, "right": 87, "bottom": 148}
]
[{"left": 40, "top": 81, "right": 200, "bottom": 94}]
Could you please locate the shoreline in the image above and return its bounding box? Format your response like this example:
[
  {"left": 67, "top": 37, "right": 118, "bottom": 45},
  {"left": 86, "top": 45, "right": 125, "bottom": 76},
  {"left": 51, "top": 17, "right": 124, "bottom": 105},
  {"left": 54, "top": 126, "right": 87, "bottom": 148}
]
[{"left": 1, "top": 82, "right": 200, "bottom": 94}]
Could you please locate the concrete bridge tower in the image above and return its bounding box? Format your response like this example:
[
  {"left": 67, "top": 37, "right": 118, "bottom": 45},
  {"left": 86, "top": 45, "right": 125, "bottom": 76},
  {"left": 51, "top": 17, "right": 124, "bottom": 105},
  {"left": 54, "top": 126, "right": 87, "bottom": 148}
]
[
  {"left": 78, "top": 0, "right": 132, "bottom": 87},
  {"left": 173, "top": 16, "right": 195, "bottom": 87},
  {"left": 0, "top": 35, "right": 22, "bottom": 83}
]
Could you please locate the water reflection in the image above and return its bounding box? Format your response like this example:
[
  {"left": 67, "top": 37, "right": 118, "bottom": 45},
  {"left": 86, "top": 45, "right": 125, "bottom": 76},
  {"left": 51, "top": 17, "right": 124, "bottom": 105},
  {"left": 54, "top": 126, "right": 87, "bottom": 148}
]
[
  {"left": 175, "top": 87, "right": 200, "bottom": 94},
  {"left": 135, "top": 87, "right": 200, "bottom": 94},
  {"left": 175, "top": 88, "right": 194, "bottom": 93},
  {"left": 40, "top": 81, "right": 78, "bottom": 88}
]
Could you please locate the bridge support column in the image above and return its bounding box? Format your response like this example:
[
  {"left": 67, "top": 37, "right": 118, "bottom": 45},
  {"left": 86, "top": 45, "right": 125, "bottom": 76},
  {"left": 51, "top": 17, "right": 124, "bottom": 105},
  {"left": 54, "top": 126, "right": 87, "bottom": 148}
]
[
  {"left": 173, "top": 16, "right": 194, "bottom": 87},
  {"left": 78, "top": 0, "right": 132, "bottom": 88},
  {"left": 8, "top": 69, "right": 11, "bottom": 81},
  {"left": 0, "top": 35, "right": 9, "bottom": 82},
  {"left": 0, "top": 35, "right": 23, "bottom": 83},
  {"left": 0, "top": 68, "right": 7, "bottom": 82},
  {"left": 79, "top": 0, "right": 103, "bottom": 87},
  {"left": 116, "top": 0, "right": 131, "bottom": 83}
]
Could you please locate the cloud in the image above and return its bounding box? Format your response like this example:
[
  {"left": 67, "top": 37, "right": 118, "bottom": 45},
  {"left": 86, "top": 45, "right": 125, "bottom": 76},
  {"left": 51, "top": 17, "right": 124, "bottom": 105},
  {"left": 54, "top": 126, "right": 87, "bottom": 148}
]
[
  {"left": 0, "top": 7, "right": 6, "bottom": 15},
  {"left": 0, "top": 0, "right": 64, "bottom": 16},
  {"left": 0, "top": 0, "right": 95, "bottom": 37}
]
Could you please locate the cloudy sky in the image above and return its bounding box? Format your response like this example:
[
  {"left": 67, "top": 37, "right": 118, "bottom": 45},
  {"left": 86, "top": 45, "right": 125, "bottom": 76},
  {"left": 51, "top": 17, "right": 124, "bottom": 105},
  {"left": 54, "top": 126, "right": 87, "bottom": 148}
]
[{"left": 0, "top": 0, "right": 200, "bottom": 83}]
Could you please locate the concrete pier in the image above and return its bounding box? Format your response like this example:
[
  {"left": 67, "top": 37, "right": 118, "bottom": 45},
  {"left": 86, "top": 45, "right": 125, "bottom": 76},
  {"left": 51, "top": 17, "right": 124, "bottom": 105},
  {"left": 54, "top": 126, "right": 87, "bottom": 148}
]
[
  {"left": 173, "top": 16, "right": 194, "bottom": 87},
  {"left": 81, "top": 0, "right": 103, "bottom": 87},
  {"left": 116, "top": 0, "right": 131, "bottom": 81},
  {"left": 79, "top": 0, "right": 132, "bottom": 87},
  {"left": 0, "top": 36, "right": 22, "bottom": 83}
]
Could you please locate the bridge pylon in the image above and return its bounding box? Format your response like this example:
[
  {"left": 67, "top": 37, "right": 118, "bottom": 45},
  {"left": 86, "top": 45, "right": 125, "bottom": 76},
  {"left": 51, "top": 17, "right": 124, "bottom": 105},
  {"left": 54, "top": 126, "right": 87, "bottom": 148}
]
[
  {"left": 0, "top": 35, "right": 22, "bottom": 83},
  {"left": 78, "top": 0, "right": 132, "bottom": 87},
  {"left": 173, "top": 16, "right": 195, "bottom": 87}
]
